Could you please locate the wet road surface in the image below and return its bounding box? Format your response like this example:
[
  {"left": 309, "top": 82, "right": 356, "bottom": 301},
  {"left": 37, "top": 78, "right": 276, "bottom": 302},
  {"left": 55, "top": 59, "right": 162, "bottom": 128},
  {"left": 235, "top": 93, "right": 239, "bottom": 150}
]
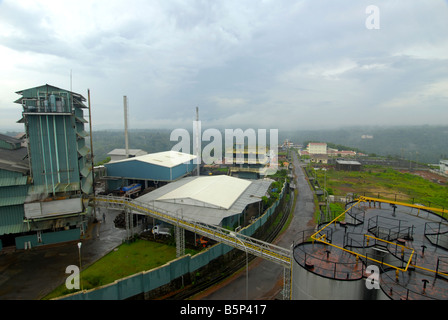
[
  {"left": 0, "top": 211, "right": 126, "bottom": 300},
  {"left": 195, "top": 151, "right": 316, "bottom": 300}
]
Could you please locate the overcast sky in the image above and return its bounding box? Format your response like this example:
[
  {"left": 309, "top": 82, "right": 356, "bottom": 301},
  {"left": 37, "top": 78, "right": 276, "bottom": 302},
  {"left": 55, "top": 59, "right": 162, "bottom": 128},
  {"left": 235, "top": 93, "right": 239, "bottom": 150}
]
[{"left": 1, "top": 0, "right": 447, "bottom": 132}]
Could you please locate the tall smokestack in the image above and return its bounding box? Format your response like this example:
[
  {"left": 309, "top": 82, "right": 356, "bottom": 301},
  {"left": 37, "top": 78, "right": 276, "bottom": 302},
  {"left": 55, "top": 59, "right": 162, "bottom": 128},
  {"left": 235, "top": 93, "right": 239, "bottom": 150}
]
[
  {"left": 196, "top": 107, "right": 200, "bottom": 176},
  {"left": 123, "top": 95, "right": 129, "bottom": 158}
]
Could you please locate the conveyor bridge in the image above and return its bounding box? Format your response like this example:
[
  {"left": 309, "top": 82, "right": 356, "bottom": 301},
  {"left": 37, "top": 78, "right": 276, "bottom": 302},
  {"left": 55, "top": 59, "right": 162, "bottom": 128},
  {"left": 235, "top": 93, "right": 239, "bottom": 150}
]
[{"left": 93, "top": 195, "right": 292, "bottom": 269}]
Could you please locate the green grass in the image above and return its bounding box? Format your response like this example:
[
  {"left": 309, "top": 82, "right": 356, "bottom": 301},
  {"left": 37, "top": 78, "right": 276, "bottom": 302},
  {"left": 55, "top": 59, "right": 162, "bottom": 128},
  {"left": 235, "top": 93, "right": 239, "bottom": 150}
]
[
  {"left": 315, "top": 167, "right": 448, "bottom": 210},
  {"left": 44, "top": 239, "right": 198, "bottom": 300}
]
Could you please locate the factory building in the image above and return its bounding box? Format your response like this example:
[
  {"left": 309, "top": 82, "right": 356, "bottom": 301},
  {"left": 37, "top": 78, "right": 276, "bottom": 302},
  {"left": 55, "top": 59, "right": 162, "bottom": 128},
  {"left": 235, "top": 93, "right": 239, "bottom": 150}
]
[
  {"left": 134, "top": 175, "right": 273, "bottom": 228},
  {"left": 103, "top": 151, "right": 197, "bottom": 192},
  {"left": 0, "top": 84, "right": 93, "bottom": 250},
  {"left": 335, "top": 160, "right": 362, "bottom": 171},
  {"left": 227, "top": 143, "right": 274, "bottom": 179}
]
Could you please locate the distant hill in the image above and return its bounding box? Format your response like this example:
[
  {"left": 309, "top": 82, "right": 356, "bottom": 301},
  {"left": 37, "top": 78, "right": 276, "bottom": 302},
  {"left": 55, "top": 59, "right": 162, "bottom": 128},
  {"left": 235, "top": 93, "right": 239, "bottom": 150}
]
[
  {"left": 4, "top": 125, "right": 447, "bottom": 165},
  {"left": 90, "top": 129, "right": 176, "bottom": 163},
  {"left": 280, "top": 125, "right": 448, "bottom": 164},
  {"left": 91, "top": 125, "right": 447, "bottom": 165}
]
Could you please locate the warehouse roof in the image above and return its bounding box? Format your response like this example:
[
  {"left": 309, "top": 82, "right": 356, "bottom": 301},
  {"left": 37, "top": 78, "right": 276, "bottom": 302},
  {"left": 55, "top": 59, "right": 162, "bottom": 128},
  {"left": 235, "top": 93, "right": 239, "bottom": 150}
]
[
  {"left": 112, "top": 150, "right": 197, "bottom": 168},
  {"left": 135, "top": 175, "right": 273, "bottom": 226},
  {"left": 108, "top": 149, "right": 147, "bottom": 157},
  {"left": 0, "top": 133, "right": 22, "bottom": 146},
  {"left": 15, "top": 84, "right": 86, "bottom": 102},
  {"left": 336, "top": 160, "right": 361, "bottom": 165},
  {"left": 158, "top": 175, "right": 251, "bottom": 210},
  {"left": 0, "top": 146, "right": 29, "bottom": 174}
]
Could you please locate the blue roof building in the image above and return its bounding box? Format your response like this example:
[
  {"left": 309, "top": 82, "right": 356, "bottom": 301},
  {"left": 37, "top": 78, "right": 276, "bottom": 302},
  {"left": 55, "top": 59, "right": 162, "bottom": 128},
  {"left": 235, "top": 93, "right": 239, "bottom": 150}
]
[{"left": 103, "top": 151, "right": 197, "bottom": 191}]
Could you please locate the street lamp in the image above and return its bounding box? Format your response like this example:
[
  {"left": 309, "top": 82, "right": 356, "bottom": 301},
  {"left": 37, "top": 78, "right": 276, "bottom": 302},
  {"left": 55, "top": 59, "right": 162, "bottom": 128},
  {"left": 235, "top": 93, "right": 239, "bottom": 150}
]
[
  {"left": 77, "top": 242, "right": 83, "bottom": 291},
  {"left": 230, "top": 232, "right": 248, "bottom": 300},
  {"left": 323, "top": 168, "right": 329, "bottom": 219}
]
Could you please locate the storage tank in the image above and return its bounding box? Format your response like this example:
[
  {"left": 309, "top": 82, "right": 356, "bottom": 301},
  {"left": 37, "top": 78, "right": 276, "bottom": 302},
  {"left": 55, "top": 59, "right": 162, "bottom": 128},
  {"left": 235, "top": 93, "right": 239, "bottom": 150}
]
[
  {"left": 291, "top": 228, "right": 383, "bottom": 300},
  {"left": 291, "top": 199, "right": 448, "bottom": 300}
]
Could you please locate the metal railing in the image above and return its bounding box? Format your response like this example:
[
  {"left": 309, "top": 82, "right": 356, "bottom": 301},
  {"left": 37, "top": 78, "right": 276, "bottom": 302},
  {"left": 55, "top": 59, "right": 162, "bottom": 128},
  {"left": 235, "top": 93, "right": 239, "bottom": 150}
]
[
  {"left": 293, "top": 230, "right": 365, "bottom": 281},
  {"left": 358, "top": 195, "right": 448, "bottom": 218},
  {"left": 93, "top": 195, "right": 292, "bottom": 268},
  {"left": 424, "top": 222, "right": 448, "bottom": 250},
  {"left": 310, "top": 197, "right": 448, "bottom": 281},
  {"left": 367, "top": 215, "right": 414, "bottom": 242},
  {"left": 310, "top": 200, "right": 416, "bottom": 272}
]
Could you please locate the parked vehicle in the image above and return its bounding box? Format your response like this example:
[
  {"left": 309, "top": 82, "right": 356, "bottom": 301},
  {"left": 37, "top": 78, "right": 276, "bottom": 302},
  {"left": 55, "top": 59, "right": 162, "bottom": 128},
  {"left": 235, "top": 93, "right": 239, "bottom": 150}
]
[
  {"left": 152, "top": 225, "right": 171, "bottom": 237},
  {"left": 121, "top": 183, "right": 142, "bottom": 197}
]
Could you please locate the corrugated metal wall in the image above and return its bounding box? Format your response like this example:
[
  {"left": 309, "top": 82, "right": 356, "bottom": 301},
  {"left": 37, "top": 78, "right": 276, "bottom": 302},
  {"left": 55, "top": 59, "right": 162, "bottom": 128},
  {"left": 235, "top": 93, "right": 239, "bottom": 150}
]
[
  {"left": 105, "top": 161, "right": 169, "bottom": 181},
  {"left": 15, "top": 228, "right": 81, "bottom": 249},
  {"left": 0, "top": 205, "right": 28, "bottom": 235},
  {"left": 105, "top": 161, "right": 194, "bottom": 182},
  {"left": 0, "top": 169, "right": 29, "bottom": 235},
  {"left": 19, "top": 85, "right": 92, "bottom": 197},
  {"left": 27, "top": 115, "right": 80, "bottom": 190}
]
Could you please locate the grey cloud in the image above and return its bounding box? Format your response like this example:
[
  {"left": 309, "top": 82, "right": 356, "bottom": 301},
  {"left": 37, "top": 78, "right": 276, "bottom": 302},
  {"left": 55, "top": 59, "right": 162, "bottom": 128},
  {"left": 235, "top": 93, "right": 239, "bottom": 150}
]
[{"left": 1, "top": 0, "right": 447, "bottom": 132}]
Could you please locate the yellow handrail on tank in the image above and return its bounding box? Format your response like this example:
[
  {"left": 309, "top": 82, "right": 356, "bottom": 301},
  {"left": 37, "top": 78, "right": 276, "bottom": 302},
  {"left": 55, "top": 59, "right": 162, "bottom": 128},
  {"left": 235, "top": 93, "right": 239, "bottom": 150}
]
[
  {"left": 310, "top": 197, "right": 448, "bottom": 277},
  {"left": 358, "top": 195, "right": 448, "bottom": 215}
]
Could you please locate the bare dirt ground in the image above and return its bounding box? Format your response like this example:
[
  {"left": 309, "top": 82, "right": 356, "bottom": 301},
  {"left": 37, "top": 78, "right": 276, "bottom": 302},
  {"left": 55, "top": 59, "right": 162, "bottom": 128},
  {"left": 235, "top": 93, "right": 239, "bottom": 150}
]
[{"left": 399, "top": 170, "right": 448, "bottom": 185}]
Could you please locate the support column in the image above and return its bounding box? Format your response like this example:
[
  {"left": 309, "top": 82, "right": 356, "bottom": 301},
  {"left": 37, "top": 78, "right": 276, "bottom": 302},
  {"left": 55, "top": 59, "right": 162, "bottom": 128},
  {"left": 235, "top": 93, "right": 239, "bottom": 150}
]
[
  {"left": 125, "top": 207, "right": 133, "bottom": 242},
  {"left": 176, "top": 225, "right": 185, "bottom": 258}
]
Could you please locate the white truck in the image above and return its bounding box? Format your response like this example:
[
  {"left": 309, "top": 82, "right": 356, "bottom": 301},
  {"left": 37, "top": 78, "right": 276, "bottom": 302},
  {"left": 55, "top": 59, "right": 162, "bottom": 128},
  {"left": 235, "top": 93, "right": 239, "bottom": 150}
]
[{"left": 152, "top": 225, "right": 171, "bottom": 237}]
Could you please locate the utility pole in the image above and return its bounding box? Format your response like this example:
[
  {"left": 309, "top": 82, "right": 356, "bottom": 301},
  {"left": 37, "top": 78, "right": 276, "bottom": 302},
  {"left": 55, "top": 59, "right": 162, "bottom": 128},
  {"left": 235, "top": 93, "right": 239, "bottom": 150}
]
[
  {"left": 88, "top": 89, "right": 96, "bottom": 218},
  {"left": 196, "top": 107, "right": 200, "bottom": 176},
  {"left": 123, "top": 96, "right": 129, "bottom": 158}
]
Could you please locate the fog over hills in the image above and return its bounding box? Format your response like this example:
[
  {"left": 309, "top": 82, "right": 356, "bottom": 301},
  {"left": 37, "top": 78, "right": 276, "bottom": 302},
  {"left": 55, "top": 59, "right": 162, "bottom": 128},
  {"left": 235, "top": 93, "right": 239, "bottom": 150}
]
[
  {"left": 79, "top": 125, "right": 448, "bottom": 165},
  {"left": 3, "top": 124, "right": 447, "bottom": 165}
]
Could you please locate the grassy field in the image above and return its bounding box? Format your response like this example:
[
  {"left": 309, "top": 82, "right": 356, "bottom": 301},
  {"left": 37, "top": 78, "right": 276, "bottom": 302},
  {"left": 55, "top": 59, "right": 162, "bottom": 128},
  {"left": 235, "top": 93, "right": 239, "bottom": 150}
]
[
  {"left": 314, "top": 166, "right": 448, "bottom": 210},
  {"left": 44, "top": 239, "right": 198, "bottom": 300}
]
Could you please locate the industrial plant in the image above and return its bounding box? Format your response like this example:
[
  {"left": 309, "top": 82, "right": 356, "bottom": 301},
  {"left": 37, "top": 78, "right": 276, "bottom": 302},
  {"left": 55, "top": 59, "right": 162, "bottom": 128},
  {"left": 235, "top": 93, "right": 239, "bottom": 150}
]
[{"left": 1, "top": 84, "right": 448, "bottom": 301}]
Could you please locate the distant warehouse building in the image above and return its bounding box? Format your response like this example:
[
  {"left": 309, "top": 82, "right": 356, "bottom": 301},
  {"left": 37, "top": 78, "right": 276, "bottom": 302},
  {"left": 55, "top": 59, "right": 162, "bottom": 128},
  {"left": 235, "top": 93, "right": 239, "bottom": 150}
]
[
  {"left": 307, "top": 142, "right": 327, "bottom": 155},
  {"left": 108, "top": 148, "right": 147, "bottom": 162},
  {"left": 103, "top": 151, "right": 197, "bottom": 191},
  {"left": 335, "top": 160, "right": 362, "bottom": 171},
  {"left": 135, "top": 175, "right": 273, "bottom": 228},
  {"left": 440, "top": 160, "right": 448, "bottom": 175}
]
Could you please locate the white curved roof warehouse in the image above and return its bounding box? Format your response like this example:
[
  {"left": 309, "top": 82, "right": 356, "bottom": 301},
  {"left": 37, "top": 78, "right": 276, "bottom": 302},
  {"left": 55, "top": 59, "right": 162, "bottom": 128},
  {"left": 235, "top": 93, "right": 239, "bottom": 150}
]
[{"left": 135, "top": 175, "right": 273, "bottom": 226}]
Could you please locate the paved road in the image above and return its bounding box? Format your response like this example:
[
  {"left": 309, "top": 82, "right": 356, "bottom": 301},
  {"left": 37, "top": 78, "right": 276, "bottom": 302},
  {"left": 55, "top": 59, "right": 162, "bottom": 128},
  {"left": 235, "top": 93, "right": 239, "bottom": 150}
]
[{"left": 195, "top": 151, "right": 316, "bottom": 300}]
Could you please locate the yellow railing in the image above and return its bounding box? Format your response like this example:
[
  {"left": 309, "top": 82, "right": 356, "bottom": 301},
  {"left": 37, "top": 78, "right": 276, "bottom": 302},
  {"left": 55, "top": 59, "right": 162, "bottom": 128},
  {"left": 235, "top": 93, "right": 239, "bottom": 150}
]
[
  {"left": 358, "top": 196, "right": 448, "bottom": 215},
  {"left": 310, "top": 197, "right": 448, "bottom": 278}
]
